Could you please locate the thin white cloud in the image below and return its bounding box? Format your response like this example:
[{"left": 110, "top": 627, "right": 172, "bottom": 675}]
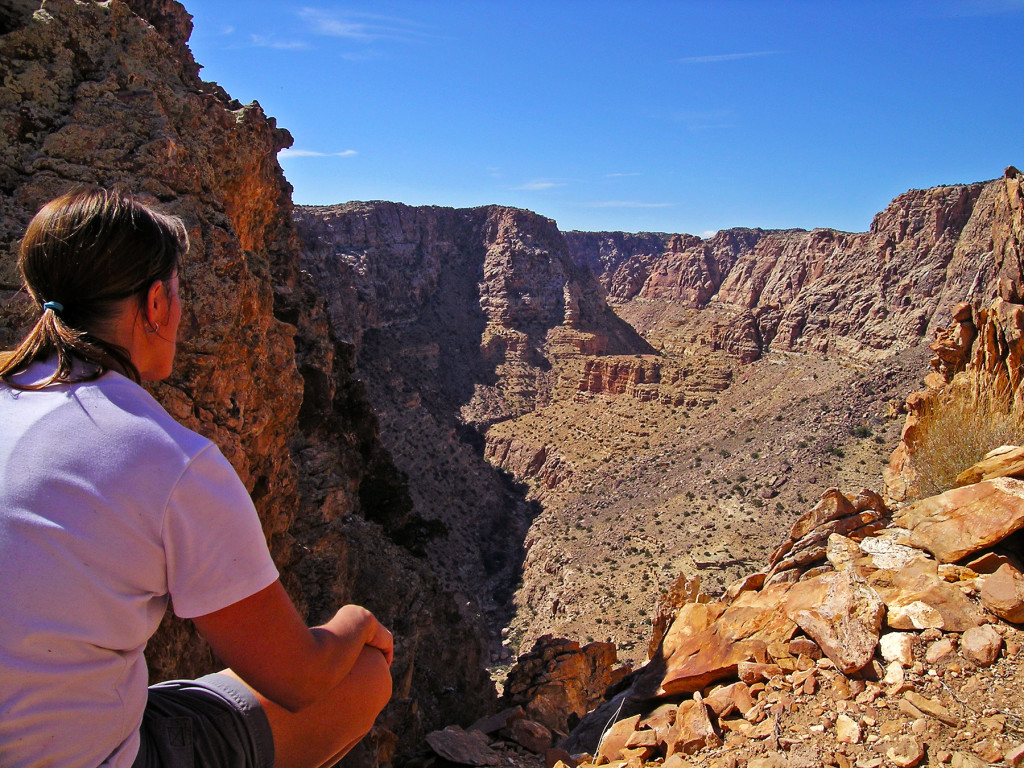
[
  {"left": 514, "top": 180, "right": 567, "bottom": 191},
  {"left": 606, "top": 172, "right": 641, "bottom": 178},
  {"left": 700, "top": 230, "right": 719, "bottom": 239},
  {"left": 279, "top": 149, "right": 358, "bottom": 158},
  {"left": 676, "top": 51, "right": 779, "bottom": 65},
  {"left": 298, "top": 7, "right": 433, "bottom": 43},
  {"left": 250, "top": 34, "right": 309, "bottom": 50},
  {"left": 581, "top": 201, "right": 673, "bottom": 209}
]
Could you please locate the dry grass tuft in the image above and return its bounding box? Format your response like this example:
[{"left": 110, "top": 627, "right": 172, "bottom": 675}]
[{"left": 912, "top": 378, "right": 1024, "bottom": 499}]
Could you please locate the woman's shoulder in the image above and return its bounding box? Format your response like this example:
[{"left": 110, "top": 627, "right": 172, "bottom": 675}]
[{"left": 81, "top": 372, "right": 214, "bottom": 460}]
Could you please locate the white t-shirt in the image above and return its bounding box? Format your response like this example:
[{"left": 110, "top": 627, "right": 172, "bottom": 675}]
[{"left": 0, "top": 360, "right": 280, "bottom": 768}]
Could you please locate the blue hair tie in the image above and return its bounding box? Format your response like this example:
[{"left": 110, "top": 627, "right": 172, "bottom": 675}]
[{"left": 42, "top": 301, "right": 64, "bottom": 314}]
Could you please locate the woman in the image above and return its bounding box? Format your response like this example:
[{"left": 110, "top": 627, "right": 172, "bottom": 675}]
[{"left": 0, "top": 188, "right": 393, "bottom": 768}]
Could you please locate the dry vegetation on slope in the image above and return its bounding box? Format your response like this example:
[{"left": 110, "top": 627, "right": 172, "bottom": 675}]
[{"left": 489, "top": 345, "right": 930, "bottom": 668}]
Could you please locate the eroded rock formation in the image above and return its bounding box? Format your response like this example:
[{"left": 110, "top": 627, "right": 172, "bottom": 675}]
[
  {"left": 294, "top": 201, "right": 653, "bottom": 636},
  {"left": 885, "top": 168, "right": 1024, "bottom": 507}
]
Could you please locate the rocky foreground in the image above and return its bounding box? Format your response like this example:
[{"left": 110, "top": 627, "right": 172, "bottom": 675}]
[{"left": 416, "top": 463, "right": 1024, "bottom": 768}]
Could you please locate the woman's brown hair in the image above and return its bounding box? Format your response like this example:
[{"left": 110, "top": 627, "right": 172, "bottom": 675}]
[{"left": 0, "top": 188, "right": 187, "bottom": 387}]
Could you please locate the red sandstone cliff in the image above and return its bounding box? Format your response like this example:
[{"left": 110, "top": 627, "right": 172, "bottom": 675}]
[
  {"left": 295, "top": 202, "right": 653, "bottom": 648},
  {"left": 884, "top": 169, "right": 1024, "bottom": 506}
]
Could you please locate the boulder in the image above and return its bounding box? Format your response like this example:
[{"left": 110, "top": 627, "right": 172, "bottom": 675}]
[
  {"left": 956, "top": 445, "right": 1024, "bottom": 486},
  {"left": 665, "top": 697, "right": 721, "bottom": 757},
  {"left": 925, "top": 638, "right": 957, "bottom": 664},
  {"left": 866, "top": 557, "right": 988, "bottom": 631},
  {"left": 505, "top": 636, "right": 628, "bottom": 733},
  {"left": 596, "top": 714, "right": 641, "bottom": 763},
  {"left": 470, "top": 706, "right": 526, "bottom": 735},
  {"left": 960, "top": 625, "right": 1002, "bottom": 667},
  {"left": 979, "top": 563, "right": 1024, "bottom": 622},
  {"left": 425, "top": 726, "right": 502, "bottom": 766},
  {"left": 835, "top": 713, "right": 862, "bottom": 744},
  {"left": 503, "top": 719, "right": 553, "bottom": 754},
  {"left": 638, "top": 586, "right": 797, "bottom": 697},
  {"left": 885, "top": 736, "right": 926, "bottom": 768},
  {"left": 784, "top": 567, "right": 885, "bottom": 674},
  {"left": 879, "top": 632, "right": 915, "bottom": 666},
  {"left": 894, "top": 478, "right": 1024, "bottom": 562}
]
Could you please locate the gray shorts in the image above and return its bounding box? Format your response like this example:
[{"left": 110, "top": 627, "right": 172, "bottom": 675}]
[{"left": 131, "top": 674, "right": 275, "bottom": 768}]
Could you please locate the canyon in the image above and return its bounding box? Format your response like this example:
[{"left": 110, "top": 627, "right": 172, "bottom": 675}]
[
  {"left": 1, "top": 2, "right": 1023, "bottom": 767},
  {"left": 292, "top": 171, "right": 1019, "bottom": 670}
]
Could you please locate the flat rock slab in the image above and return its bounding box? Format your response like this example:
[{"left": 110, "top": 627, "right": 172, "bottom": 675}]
[
  {"left": 894, "top": 477, "right": 1024, "bottom": 562},
  {"left": 785, "top": 568, "right": 884, "bottom": 674},
  {"left": 956, "top": 444, "right": 1024, "bottom": 486},
  {"left": 426, "top": 726, "right": 503, "bottom": 766}
]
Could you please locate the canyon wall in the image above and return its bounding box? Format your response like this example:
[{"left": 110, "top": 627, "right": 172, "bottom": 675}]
[
  {"left": 567, "top": 178, "right": 1004, "bottom": 364},
  {"left": 0, "top": 2, "right": 494, "bottom": 760},
  {"left": 295, "top": 202, "right": 652, "bottom": 642},
  {"left": 884, "top": 169, "right": 1024, "bottom": 504}
]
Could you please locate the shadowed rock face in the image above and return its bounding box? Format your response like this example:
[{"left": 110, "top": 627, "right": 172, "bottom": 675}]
[
  {"left": 295, "top": 201, "right": 654, "bottom": 640},
  {"left": 0, "top": 2, "right": 495, "bottom": 761}
]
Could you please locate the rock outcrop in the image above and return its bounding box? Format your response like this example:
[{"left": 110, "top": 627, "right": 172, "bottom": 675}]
[
  {"left": 293, "top": 173, "right": 1022, "bottom": 677},
  {"left": 0, "top": 2, "right": 495, "bottom": 761},
  {"left": 885, "top": 170, "right": 1024, "bottom": 506}
]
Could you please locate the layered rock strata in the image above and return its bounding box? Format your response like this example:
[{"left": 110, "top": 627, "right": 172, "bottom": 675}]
[
  {"left": 885, "top": 171, "right": 1024, "bottom": 506},
  {"left": 294, "top": 202, "right": 652, "bottom": 633},
  {"left": 567, "top": 175, "right": 1011, "bottom": 365}
]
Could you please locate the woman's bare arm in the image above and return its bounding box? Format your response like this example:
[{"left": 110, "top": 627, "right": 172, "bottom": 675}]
[{"left": 192, "top": 580, "right": 393, "bottom": 713}]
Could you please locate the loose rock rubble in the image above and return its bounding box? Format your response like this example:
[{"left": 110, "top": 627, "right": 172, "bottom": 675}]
[{"left": 419, "top": 448, "right": 1024, "bottom": 768}]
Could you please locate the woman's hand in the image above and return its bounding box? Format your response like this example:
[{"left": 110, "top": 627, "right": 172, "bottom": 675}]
[{"left": 320, "top": 604, "right": 394, "bottom": 666}]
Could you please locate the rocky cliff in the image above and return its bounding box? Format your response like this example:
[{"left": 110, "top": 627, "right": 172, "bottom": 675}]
[
  {"left": 295, "top": 202, "right": 652, "bottom": 643},
  {"left": 884, "top": 168, "right": 1024, "bottom": 507},
  {"left": 0, "top": 2, "right": 494, "bottom": 761}
]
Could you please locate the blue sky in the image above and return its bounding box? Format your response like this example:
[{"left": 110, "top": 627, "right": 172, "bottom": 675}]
[{"left": 185, "top": 1, "right": 1024, "bottom": 236}]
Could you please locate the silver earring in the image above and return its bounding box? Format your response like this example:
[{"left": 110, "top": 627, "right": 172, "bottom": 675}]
[{"left": 146, "top": 323, "right": 160, "bottom": 334}]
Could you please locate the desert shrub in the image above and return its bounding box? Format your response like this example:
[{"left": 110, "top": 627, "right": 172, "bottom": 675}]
[{"left": 912, "top": 380, "right": 1024, "bottom": 499}]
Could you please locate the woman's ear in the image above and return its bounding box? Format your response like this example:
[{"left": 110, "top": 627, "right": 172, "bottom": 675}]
[{"left": 144, "top": 279, "right": 166, "bottom": 331}]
